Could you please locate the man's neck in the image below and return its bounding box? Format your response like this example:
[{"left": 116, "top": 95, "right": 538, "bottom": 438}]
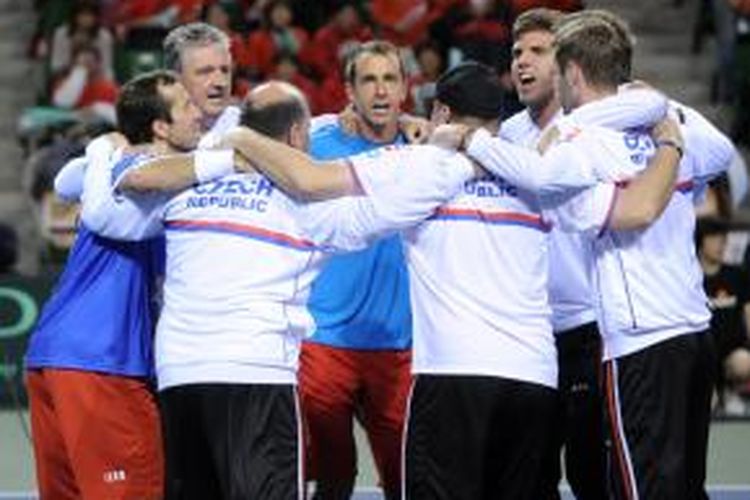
[
  {"left": 575, "top": 84, "right": 618, "bottom": 109},
  {"left": 356, "top": 114, "right": 400, "bottom": 144},
  {"left": 529, "top": 98, "right": 560, "bottom": 130},
  {"left": 146, "top": 141, "right": 180, "bottom": 156},
  {"left": 458, "top": 116, "right": 498, "bottom": 136}
]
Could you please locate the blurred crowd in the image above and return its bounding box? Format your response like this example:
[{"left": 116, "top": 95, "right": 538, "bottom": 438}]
[
  {"left": 690, "top": 0, "right": 750, "bottom": 147},
  {"left": 25, "top": 0, "right": 585, "bottom": 119}
]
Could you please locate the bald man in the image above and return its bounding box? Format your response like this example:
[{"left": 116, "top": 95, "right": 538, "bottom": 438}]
[
  {"left": 79, "top": 82, "right": 322, "bottom": 499},
  {"left": 152, "top": 83, "right": 314, "bottom": 499}
]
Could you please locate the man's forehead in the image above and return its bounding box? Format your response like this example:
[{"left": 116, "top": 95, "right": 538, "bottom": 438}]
[
  {"left": 514, "top": 30, "right": 555, "bottom": 47},
  {"left": 354, "top": 52, "right": 401, "bottom": 74},
  {"left": 181, "top": 43, "right": 231, "bottom": 66}
]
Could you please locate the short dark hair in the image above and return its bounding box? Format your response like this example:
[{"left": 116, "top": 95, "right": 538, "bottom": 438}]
[
  {"left": 436, "top": 61, "right": 506, "bottom": 120},
  {"left": 554, "top": 17, "right": 632, "bottom": 88},
  {"left": 695, "top": 215, "right": 732, "bottom": 252},
  {"left": 566, "top": 9, "right": 636, "bottom": 46},
  {"left": 578, "top": 10, "right": 634, "bottom": 82},
  {"left": 116, "top": 70, "right": 179, "bottom": 144},
  {"left": 512, "top": 8, "right": 563, "bottom": 40},
  {"left": 239, "top": 90, "right": 307, "bottom": 140},
  {"left": 68, "top": 0, "right": 101, "bottom": 36},
  {"left": 344, "top": 40, "right": 405, "bottom": 84},
  {"left": 163, "top": 22, "right": 230, "bottom": 72}
]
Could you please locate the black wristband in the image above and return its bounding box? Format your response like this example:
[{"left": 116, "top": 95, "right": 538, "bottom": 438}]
[{"left": 655, "top": 139, "right": 684, "bottom": 159}]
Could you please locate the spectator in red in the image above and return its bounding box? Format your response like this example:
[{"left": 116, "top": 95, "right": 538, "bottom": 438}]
[
  {"left": 450, "top": 0, "right": 513, "bottom": 70},
  {"left": 203, "top": 2, "right": 253, "bottom": 74},
  {"left": 408, "top": 39, "right": 446, "bottom": 116},
  {"left": 246, "top": 0, "right": 309, "bottom": 78},
  {"left": 50, "top": 0, "right": 114, "bottom": 80},
  {"left": 52, "top": 43, "right": 119, "bottom": 123},
  {"left": 232, "top": 71, "right": 253, "bottom": 99},
  {"left": 441, "top": 0, "right": 523, "bottom": 111},
  {"left": 239, "top": 0, "right": 271, "bottom": 33},
  {"left": 316, "top": 67, "right": 349, "bottom": 114},
  {"left": 271, "top": 53, "right": 321, "bottom": 114},
  {"left": 109, "top": 0, "right": 204, "bottom": 27},
  {"left": 509, "top": 0, "right": 583, "bottom": 17},
  {"left": 109, "top": 0, "right": 167, "bottom": 30},
  {"left": 313, "top": 40, "right": 365, "bottom": 114},
  {"left": 172, "top": 0, "right": 205, "bottom": 24},
  {"left": 108, "top": 0, "right": 202, "bottom": 45},
  {"left": 370, "top": 0, "right": 462, "bottom": 46},
  {"left": 370, "top": 0, "right": 429, "bottom": 45},
  {"left": 300, "top": 1, "right": 372, "bottom": 80}
]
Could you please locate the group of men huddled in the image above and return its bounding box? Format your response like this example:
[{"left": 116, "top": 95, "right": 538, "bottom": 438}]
[{"left": 24, "top": 5, "right": 734, "bottom": 500}]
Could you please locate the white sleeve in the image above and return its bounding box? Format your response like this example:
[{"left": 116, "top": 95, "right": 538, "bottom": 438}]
[
  {"left": 466, "top": 128, "right": 600, "bottom": 195},
  {"left": 297, "top": 196, "right": 391, "bottom": 252},
  {"left": 543, "top": 182, "right": 618, "bottom": 235},
  {"left": 80, "top": 140, "right": 167, "bottom": 240},
  {"left": 351, "top": 146, "right": 475, "bottom": 229},
  {"left": 299, "top": 146, "right": 475, "bottom": 251},
  {"left": 727, "top": 150, "right": 749, "bottom": 207},
  {"left": 54, "top": 156, "right": 87, "bottom": 202},
  {"left": 55, "top": 135, "right": 124, "bottom": 201},
  {"left": 679, "top": 105, "right": 733, "bottom": 183},
  {"left": 571, "top": 88, "right": 667, "bottom": 130}
]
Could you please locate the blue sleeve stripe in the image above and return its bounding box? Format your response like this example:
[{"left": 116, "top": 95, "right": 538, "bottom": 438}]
[{"left": 110, "top": 154, "right": 144, "bottom": 187}]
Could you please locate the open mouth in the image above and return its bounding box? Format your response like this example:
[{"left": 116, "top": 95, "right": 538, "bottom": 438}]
[
  {"left": 519, "top": 74, "right": 536, "bottom": 87},
  {"left": 206, "top": 91, "right": 226, "bottom": 103},
  {"left": 370, "top": 103, "right": 395, "bottom": 118}
]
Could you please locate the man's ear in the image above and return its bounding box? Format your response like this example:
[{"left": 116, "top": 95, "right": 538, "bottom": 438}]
[
  {"left": 345, "top": 81, "right": 355, "bottom": 104},
  {"left": 431, "top": 101, "right": 451, "bottom": 125},
  {"left": 288, "top": 121, "right": 303, "bottom": 149},
  {"left": 152, "top": 119, "right": 170, "bottom": 142},
  {"left": 567, "top": 61, "right": 583, "bottom": 88},
  {"left": 397, "top": 75, "right": 408, "bottom": 104}
]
